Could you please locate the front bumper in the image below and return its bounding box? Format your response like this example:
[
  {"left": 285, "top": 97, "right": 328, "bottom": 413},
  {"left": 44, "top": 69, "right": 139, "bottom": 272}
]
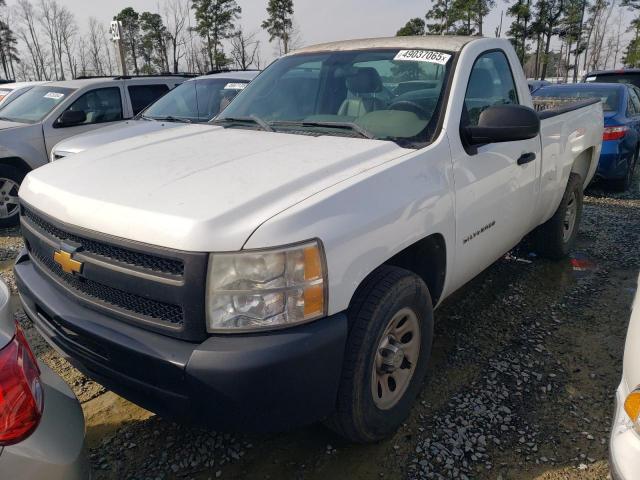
[
  {"left": 15, "top": 250, "right": 348, "bottom": 431},
  {"left": 610, "top": 381, "right": 640, "bottom": 480}
]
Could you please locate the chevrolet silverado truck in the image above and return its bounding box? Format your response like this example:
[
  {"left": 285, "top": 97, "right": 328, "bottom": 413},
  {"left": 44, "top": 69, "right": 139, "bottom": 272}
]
[{"left": 15, "top": 36, "right": 603, "bottom": 442}]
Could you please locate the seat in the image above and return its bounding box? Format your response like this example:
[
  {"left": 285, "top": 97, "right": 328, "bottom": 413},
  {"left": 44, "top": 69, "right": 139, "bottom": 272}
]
[{"left": 338, "top": 67, "right": 386, "bottom": 117}]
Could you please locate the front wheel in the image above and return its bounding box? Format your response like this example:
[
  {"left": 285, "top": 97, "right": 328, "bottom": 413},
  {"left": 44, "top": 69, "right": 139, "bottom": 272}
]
[
  {"left": 327, "top": 266, "right": 433, "bottom": 443},
  {"left": 0, "top": 165, "right": 25, "bottom": 228},
  {"left": 534, "top": 172, "right": 583, "bottom": 260}
]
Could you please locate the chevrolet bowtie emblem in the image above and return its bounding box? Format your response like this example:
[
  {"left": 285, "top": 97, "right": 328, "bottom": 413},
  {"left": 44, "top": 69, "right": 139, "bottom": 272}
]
[{"left": 53, "top": 250, "right": 83, "bottom": 275}]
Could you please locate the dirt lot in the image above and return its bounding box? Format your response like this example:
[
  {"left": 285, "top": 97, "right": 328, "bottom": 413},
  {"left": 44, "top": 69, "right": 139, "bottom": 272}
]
[{"left": 2, "top": 173, "right": 638, "bottom": 480}]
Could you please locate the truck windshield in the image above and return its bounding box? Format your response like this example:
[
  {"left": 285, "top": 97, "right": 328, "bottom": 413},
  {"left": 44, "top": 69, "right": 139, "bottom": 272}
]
[
  {"left": 0, "top": 86, "right": 74, "bottom": 124},
  {"left": 216, "top": 49, "right": 453, "bottom": 148},
  {"left": 534, "top": 86, "right": 621, "bottom": 112},
  {"left": 142, "top": 78, "right": 251, "bottom": 123}
]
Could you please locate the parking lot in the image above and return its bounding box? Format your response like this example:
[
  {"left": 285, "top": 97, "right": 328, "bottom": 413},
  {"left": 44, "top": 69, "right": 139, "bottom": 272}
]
[{"left": 1, "top": 173, "right": 636, "bottom": 480}]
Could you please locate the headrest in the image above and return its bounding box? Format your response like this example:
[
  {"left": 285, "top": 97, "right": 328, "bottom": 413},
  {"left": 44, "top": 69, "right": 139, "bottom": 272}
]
[{"left": 346, "top": 67, "right": 383, "bottom": 94}]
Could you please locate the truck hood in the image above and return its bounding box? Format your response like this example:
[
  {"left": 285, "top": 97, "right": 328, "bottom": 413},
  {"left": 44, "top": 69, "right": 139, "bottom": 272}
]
[
  {"left": 52, "top": 119, "right": 183, "bottom": 156},
  {"left": 20, "top": 125, "right": 410, "bottom": 252}
]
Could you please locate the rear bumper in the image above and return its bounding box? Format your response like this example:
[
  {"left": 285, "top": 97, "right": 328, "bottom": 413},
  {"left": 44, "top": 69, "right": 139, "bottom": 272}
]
[
  {"left": 609, "top": 381, "right": 640, "bottom": 480},
  {"left": 0, "top": 363, "right": 90, "bottom": 480},
  {"left": 597, "top": 140, "right": 630, "bottom": 180},
  {"left": 15, "top": 250, "right": 348, "bottom": 431}
]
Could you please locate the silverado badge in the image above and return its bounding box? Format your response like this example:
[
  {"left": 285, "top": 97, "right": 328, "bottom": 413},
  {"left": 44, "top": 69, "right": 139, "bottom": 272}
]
[{"left": 53, "top": 249, "right": 83, "bottom": 275}]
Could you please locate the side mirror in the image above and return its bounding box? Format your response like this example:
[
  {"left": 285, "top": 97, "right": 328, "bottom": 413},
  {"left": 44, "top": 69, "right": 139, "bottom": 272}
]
[
  {"left": 463, "top": 104, "right": 540, "bottom": 146},
  {"left": 57, "top": 110, "right": 86, "bottom": 127}
]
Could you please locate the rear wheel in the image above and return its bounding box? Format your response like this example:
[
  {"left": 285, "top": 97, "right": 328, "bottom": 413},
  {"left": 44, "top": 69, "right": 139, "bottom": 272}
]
[
  {"left": 534, "top": 172, "right": 583, "bottom": 260},
  {"left": 327, "top": 266, "right": 433, "bottom": 443},
  {"left": 0, "top": 165, "right": 24, "bottom": 228}
]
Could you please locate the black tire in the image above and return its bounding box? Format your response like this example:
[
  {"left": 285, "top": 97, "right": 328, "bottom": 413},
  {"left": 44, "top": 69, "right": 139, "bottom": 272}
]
[
  {"left": 327, "top": 265, "right": 433, "bottom": 443},
  {"left": 610, "top": 151, "right": 637, "bottom": 192},
  {"left": 0, "top": 165, "right": 25, "bottom": 228},
  {"left": 534, "top": 172, "right": 583, "bottom": 260}
]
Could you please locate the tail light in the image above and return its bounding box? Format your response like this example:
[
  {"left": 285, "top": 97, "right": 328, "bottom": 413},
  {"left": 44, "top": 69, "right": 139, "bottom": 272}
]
[
  {"left": 603, "top": 125, "right": 628, "bottom": 141},
  {"left": 0, "top": 324, "right": 44, "bottom": 446}
]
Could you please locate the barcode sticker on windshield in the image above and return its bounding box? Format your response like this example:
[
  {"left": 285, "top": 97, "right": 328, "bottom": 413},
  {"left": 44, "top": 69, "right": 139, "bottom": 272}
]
[
  {"left": 44, "top": 92, "right": 65, "bottom": 99},
  {"left": 224, "top": 83, "right": 247, "bottom": 90},
  {"left": 394, "top": 50, "right": 452, "bottom": 65}
]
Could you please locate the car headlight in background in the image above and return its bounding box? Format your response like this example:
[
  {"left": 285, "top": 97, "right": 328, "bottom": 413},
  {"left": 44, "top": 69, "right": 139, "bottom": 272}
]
[
  {"left": 206, "top": 240, "right": 327, "bottom": 332},
  {"left": 625, "top": 387, "right": 640, "bottom": 434}
]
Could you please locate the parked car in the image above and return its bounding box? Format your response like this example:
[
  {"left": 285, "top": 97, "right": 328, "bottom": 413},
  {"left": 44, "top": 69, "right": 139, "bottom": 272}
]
[
  {"left": 534, "top": 82, "right": 639, "bottom": 190},
  {"left": 0, "top": 81, "right": 50, "bottom": 107},
  {"left": 15, "top": 36, "right": 603, "bottom": 443},
  {"left": 0, "top": 279, "right": 88, "bottom": 479},
  {"left": 585, "top": 68, "right": 640, "bottom": 88},
  {"left": 51, "top": 70, "right": 260, "bottom": 161},
  {"left": 527, "top": 79, "right": 550, "bottom": 93},
  {"left": 610, "top": 274, "right": 640, "bottom": 480},
  {"left": 0, "top": 75, "right": 190, "bottom": 227}
]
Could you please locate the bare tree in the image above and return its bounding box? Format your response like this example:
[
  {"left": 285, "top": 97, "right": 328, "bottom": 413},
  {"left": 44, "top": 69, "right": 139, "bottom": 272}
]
[
  {"left": 59, "top": 7, "right": 77, "bottom": 78},
  {"left": 164, "top": 0, "right": 188, "bottom": 73},
  {"left": 38, "top": 0, "right": 61, "bottom": 79},
  {"left": 15, "top": 0, "right": 49, "bottom": 80},
  {"left": 77, "top": 36, "right": 88, "bottom": 77},
  {"left": 230, "top": 29, "right": 260, "bottom": 69},
  {"left": 87, "top": 17, "right": 104, "bottom": 75}
]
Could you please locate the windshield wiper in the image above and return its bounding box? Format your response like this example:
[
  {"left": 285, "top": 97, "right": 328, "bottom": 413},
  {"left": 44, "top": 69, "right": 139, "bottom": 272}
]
[
  {"left": 148, "top": 115, "right": 192, "bottom": 124},
  {"left": 213, "top": 115, "right": 274, "bottom": 132},
  {"left": 271, "top": 120, "right": 375, "bottom": 139}
]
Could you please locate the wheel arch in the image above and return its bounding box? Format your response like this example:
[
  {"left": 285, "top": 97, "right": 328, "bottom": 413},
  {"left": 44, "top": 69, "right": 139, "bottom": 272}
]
[
  {"left": 570, "top": 147, "right": 595, "bottom": 189},
  {"left": 0, "top": 157, "right": 33, "bottom": 176},
  {"left": 349, "top": 233, "right": 447, "bottom": 311}
]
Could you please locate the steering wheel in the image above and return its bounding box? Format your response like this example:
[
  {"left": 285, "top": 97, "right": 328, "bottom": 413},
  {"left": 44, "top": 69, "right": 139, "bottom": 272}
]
[{"left": 388, "top": 100, "right": 430, "bottom": 119}]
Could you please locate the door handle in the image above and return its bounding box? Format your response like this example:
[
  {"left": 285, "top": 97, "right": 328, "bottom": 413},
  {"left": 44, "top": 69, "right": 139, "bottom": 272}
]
[{"left": 517, "top": 152, "right": 536, "bottom": 166}]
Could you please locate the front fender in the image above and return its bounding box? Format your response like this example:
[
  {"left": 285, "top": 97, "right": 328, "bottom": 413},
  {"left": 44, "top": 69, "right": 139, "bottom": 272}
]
[{"left": 243, "top": 140, "right": 456, "bottom": 315}]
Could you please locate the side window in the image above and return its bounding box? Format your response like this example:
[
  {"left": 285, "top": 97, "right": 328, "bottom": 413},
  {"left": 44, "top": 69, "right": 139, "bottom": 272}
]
[
  {"left": 128, "top": 84, "right": 170, "bottom": 116},
  {"left": 629, "top": 88, "right": 640, "bottom": 116},
  {"left": 627, "top": 95, "right": 636, "bottom": 116},
  {"left": 59, "top": 87, "right": 123, "bottom": 126},
  {"left": 464, "top": 51, "right": 519, "bottom": 126}
]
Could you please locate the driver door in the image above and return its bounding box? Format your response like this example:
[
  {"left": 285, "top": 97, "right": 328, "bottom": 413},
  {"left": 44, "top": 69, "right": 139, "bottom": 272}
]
[{"left": 450, "top": 50, "right": 541, "bottom": 288}]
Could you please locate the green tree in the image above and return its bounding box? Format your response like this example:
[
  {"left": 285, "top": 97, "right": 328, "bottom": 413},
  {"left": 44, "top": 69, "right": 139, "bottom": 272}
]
[
  {"left": 426, "top": 0, "right": 455, "bottom": 34},
  {"left": 396, "top": 18, "right": 426, "bottom": 36},
  {"left": 116, "top": 7, "right": 141, "bottom": 75},
  {"left": 0, "top": 0, "right": 19, "bottom": 80},
  {"left": 507, "top": 0, "right": 533, "bottom": 63},
  {"left": 191, "top": 0, "right": 241, "bottom": 70},
  {"left": 624, "top": 16, "right": 640, "bottom": 66},
  {"left": 262, "top": 0, "right": 294, "bottom": 54},
  {"left": 140, "top": 12, "right": 169, "bottom": 73}
]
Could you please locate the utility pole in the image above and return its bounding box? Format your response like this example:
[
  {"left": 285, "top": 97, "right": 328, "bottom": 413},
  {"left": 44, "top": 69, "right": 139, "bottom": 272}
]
[{"left": 110, "top": 20, "right": 128, "bottom": 76}]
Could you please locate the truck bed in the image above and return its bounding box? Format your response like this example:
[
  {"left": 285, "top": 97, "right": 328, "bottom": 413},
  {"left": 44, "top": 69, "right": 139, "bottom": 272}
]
[{"left": 533, "top": 97, "right": 601, "bottom": 119}]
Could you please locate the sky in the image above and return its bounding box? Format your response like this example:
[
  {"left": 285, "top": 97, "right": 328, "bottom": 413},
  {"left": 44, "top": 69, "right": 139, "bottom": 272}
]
[
  {"left": 5, "top": 0, "right": 634, "bottom": 68},
  {"left": 12, "top": 0, "right": 509, "bottom": 64}
]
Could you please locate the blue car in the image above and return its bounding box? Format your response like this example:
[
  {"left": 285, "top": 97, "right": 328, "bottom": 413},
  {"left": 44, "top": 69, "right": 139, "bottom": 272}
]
[{"left": 534, "top": 83, "right": 640, "bottom": 191}]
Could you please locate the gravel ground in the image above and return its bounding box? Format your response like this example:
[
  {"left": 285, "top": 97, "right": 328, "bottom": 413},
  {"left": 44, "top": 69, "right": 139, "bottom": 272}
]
[{"left": 1, "top": 172, "right": 637, "bottom": 480}]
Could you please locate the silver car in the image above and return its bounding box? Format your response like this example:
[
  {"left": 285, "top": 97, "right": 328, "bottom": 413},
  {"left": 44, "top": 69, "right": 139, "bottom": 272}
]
[
  {"left": 610, "top": 273, "right": 640, "bottom": 479},
  {"left": 0, "top": 280, "right": 89, "bottom": 479},
  {"left": 51, "top": 70, "right": 260, "bottom": 161}
]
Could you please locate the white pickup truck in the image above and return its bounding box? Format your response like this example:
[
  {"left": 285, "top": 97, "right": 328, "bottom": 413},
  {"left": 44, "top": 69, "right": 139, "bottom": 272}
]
[{"left": 15, "top": 36, "right": 603, "bottom": 442}]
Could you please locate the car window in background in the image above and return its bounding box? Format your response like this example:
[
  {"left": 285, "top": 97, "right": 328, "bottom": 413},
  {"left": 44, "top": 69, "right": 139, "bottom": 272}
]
[
  {"left": 60, "top": 87, "right": 123, "bottom": 125},
  {"left": 197, "top": 80, "right": 249, "bottom": 119},
  {"left": 535, "top": 86, "right": 621, "bottom": 111},
  {"left": 464, "top": 50, "right": 519, "bottom": 126},
  {"left": 629, "top": 87, "right": 640, "bottom": 115},
  {"left": 0, "top": 86, "right": 74, "bottom": 123},
  {"left": 128, "top": 84, "right": 170, "bottom": 116},
  {"left": 585, "top": 73, "right": 640, "bottom": 88},
  {"left": 143, "top": 78, "right": 250, "bottom": 122}
]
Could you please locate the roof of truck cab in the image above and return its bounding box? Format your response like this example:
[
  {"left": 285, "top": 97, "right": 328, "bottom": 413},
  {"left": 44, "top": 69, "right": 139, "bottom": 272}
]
[
  {"left": 290, "top": 35, "right": 483, "bottom": 55},
  {"left": 44, "top": 76, "right": 187, "bottom": 89},
  {"left": 197, "top": 70, "right": 260, "bottom": 81}
]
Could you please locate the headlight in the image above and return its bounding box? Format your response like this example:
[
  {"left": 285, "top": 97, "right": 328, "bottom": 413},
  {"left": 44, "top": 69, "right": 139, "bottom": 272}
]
[{"left": 206, "top": 240, "right": 327, "bottom": 332}]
